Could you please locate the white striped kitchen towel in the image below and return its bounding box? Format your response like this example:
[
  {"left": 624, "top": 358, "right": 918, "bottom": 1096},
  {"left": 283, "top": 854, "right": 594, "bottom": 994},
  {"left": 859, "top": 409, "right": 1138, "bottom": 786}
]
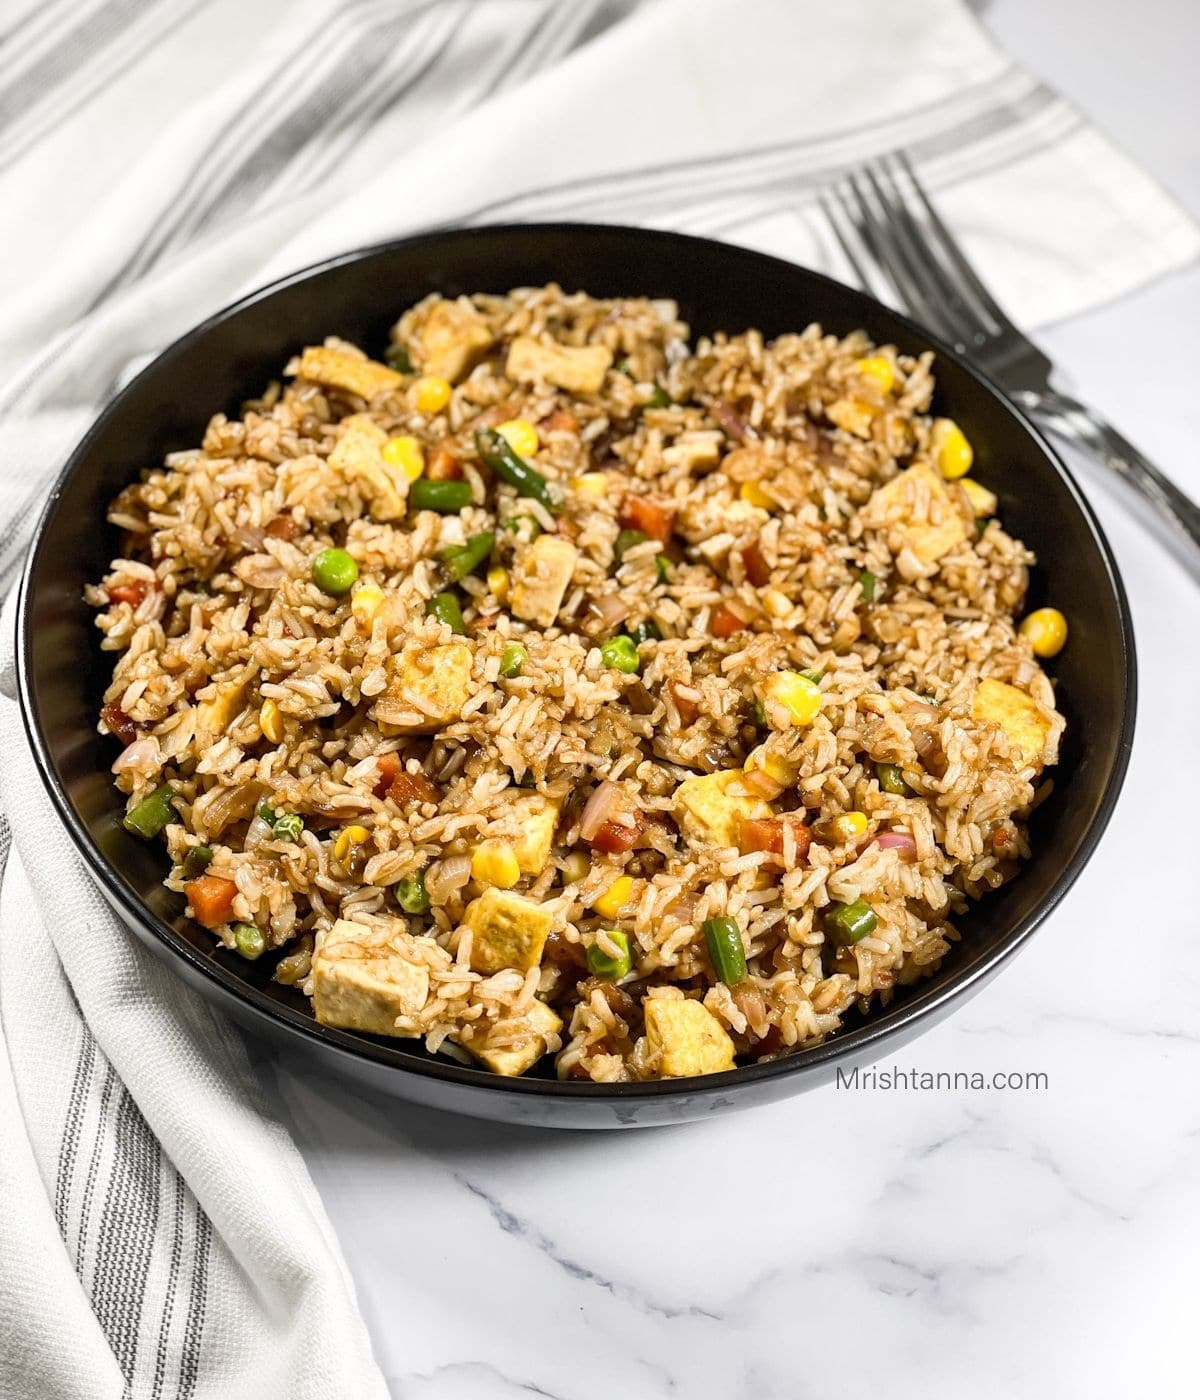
[{"left": 0, "top": 0, "right": 1195, "bottom": 1396}]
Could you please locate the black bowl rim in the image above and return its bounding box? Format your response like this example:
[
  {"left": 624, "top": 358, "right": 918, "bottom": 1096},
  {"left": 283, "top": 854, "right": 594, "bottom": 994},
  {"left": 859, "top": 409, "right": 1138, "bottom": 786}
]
[{"left": 16, "top": 221, "right": 1138, "bottom": 1103}]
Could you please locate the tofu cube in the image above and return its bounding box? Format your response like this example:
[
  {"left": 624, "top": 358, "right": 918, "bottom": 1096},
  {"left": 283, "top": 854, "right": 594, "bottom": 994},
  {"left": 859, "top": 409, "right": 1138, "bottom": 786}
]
[
  {"left": 826, "top": 398, "right": 877, "bottom": 439},
  {"left": 295, "top": 346, "right": 404, "bottom": 400},
  {"left": 862, "top": 462, "right": 971, "bottom": 569},
  {"left": 959, "top": 477, "right": 997, "bottom": 517},
  {"left": 662, "top": 431, "right": 723, "bottom": 471},
  {"left": 328, "top": 413, "right": 408, "bottom": 521},
  {"left": 374, "top": 642, "right": 473, "bottom": 732},
  {"left": 674, "top": 770, "right": 772, "bottom": 850},
  {"left": 417, "top": 299, "right": 494, "bottom": 383},
  {"left": 507, "top": 335, "right": 613, "bottom": 395},
  {"left": 195, "top": 675, "right": 250, "bottom": 737},
  {"left": 510, "top": 535, "right": 578, "bottom": 628},
  {"left": 509, "top": 793, "right": 561, "bottom": 876},
  {"left": 310, "top": 918, "right": 430, "bottom": 1036},
  {"left": 464, "top": 888, "right": 553, "bottom": 974},
  {"left": 465, "top": 999, "right": 563, "bottom": 1077},
  {"left": 971, "top": 678, "right": 1053, "bottom": 768},
  {"left": 644, "top": 997, "right": 736, "bottom": 1078}
]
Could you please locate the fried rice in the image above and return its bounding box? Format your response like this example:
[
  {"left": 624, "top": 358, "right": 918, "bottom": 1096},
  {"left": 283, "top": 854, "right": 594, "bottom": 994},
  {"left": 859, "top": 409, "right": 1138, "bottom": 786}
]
[{"left": 87, "top": 283, "right": 1065, "bottom": 1082}]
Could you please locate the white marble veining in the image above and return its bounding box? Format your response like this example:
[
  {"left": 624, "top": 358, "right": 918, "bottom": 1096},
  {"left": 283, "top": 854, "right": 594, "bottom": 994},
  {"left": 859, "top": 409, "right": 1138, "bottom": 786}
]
[{"left": 256, "top": 4, "right": 1200, "bottom": 1394}]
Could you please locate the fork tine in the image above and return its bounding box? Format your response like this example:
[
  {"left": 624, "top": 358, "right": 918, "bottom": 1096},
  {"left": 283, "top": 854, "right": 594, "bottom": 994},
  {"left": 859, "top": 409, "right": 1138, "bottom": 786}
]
[
  {"left": 839, "top": 171, "right": 944, "bottom": 332},
  {"left": 895, "top": 151, "right": 1020, "bottom": 335},
  {"left": 817, "top": 189, "right": 885, "bottom": 298}
]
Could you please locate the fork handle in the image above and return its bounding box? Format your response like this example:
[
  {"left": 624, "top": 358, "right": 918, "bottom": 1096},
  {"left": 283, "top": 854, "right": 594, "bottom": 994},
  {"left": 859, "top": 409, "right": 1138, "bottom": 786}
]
[{"left": 1015, "top": 387, "right": 1200, "bottom": 564}]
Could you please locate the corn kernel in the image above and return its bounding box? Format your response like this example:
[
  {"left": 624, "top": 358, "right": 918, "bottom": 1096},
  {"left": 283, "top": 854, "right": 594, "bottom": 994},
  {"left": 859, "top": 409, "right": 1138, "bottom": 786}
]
[
  {"left": 259, "top": 698, "right": 284, "bottom": 744},
  {"left": 761, "top": 670, "right": 822, "bottom": 727},
  {"left": 496, "top": 418, "right": 539, "bottom": 458},
  {"left": 740, "top": 480, "right": 774, "bottom": 509},
  {"left": 415, "top": 375, "right": 452, "bottom": 415},
  {"left": 828, "top": 811, "right": 869, "bottom": 842},
  {"left": 471, "top": 840, "right": 521, "bottom": 889},
  {"left": 569, "top": 472, "right": 609, "bottom": 500},
  {"left": 333, "top": 825, "right": 370, "bottom": 862},
  {"left": 960, "top": 477, "right": 997, "bottom": 517},
  {"left": 487, "top": 567, "right": 509, "bottom": 603},
  {"left": 1019, "top": 607, "right": 1068, "bottom": 658},
  {"left": 382, "top": 435, "right": 425, "bottom": 481},
  {"left": 351, "top": 582, "right": 385, "bottom": 628},
  {"left": 562, "top": 851, "right": 591, "bottom": 884},
  {"left": 744, "top": 745, "right": 794, "bottom": 787},
  {"left": 593, "top": 874, "right": 634, "bottom": 919},
  {"left": 932, "top": 418, "right": 973, "bottom": 479},
  {"left": 855, "top": 355, "right": 895, "bottom": 394}
]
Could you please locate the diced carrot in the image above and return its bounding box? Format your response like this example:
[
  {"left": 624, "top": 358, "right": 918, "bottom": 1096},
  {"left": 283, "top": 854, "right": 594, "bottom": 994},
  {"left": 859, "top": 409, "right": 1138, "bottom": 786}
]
[
  {"left": 539, "top": 408, "right": 579, "bottom": 434},
  {"left": 587, "top": 812, "right": 643, "bottom": 854},
  {"left": 265, "top": 515, "right": 298, "bottom": 540},
  {"left": 372, "top": 753, "right": 401, "bottom": 798},
  {"left": 711, "top": 602, "right": 749, "bottom": 639},
  {"left": 108, "top": 580, "right": 149, "bottom": 606},
  {"left": 668, "top": 681, "right": 700, "bottom": 727},
  {"left": 620, "top": 496, "right": 675, "bottom": 543},
  {"left": 187, "top": 875, "right": 238, "bottom": 928},
  {"left": 101, "top": 703, "right": 139, "bottom": 746},
  {"left": 427, "top": 444, "right": 462, "bottom": 480},
  {"left": 388, "top": 770, "right": 437, "bottom": 806},
  {"left": 740, "top": 541, "right": 771, "bottom": 588},
  {"left": 739, "top": 816, "right": 812, "bottom": 860}
]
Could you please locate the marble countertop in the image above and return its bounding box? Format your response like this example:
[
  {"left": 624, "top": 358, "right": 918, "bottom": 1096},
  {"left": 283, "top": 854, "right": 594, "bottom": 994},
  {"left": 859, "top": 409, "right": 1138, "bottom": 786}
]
[{"left": 259, "top": 3, "right": 1200, "bottom": 1395}]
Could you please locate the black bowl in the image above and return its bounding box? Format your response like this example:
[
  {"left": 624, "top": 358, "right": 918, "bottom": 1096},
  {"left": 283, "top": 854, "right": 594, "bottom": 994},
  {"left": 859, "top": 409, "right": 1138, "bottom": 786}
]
[{"left": 18, "top": 224, "right": 1136, "bottom": 1128}]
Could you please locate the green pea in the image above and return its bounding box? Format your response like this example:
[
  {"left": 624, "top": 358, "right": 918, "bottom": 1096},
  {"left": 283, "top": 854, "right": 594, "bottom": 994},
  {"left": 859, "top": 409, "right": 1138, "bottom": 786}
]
[
  {"left": 825, "top": 898, "right": 877, "bottom": 946},
  {"left": 181, "top": 844, "right": 213, "bottom": 877},
  {"left": 876, "top": 762, "right": 908, "bottom": 795},
  {"left": 499, "top": 641, "right": 527, "bottom": 679},
  {"left": 859, "top": 569, "right": 876, "bottom": 603},
  {"left": 386, "top": 345, "right": 412, "bottom": 373},
  {"left": 122, "top": 783, "right": 175, "bottom": 839},
  {"left": 396, "top": 871, "right": 430, "bottom": 915},
  {"left": 702, "top": 915, "right": 748, "bottom": 986},
  {"left": 232, "top": 923, "right": 266, "bottom": 960},
  {"left": 312, "top": 547, "right": 359, "bottom": 596},
  {"left": 426, "top": 591, "right": 466, "bottom": 635},
  {"left": 410, "top": 478, "right": 471, "bottom": 513},
  {"left": 256, "top": 800, "right": 277, "bottom": 824},
  {"left": 600, "top": 635, "right": 640, "bottom": 673},
  {"left": 271, "top": 812, "right": 304, "bottom": 843},
  {"left": 644, "top": 385, "right": 671, "bottom": 409},
  {"left": 587, "top": 930, "right": 633, "bottom": 980}
]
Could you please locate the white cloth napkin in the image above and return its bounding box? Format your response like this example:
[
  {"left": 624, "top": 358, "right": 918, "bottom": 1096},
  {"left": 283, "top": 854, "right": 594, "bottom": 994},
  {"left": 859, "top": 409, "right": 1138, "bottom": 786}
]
[{"left": 0, "top": 0, "right": 1195, "bottom": 1395}]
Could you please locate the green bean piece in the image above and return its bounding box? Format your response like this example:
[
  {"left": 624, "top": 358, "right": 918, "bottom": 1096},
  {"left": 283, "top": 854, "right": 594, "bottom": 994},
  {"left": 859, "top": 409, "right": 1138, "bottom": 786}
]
[
  {"left": 256, "top": 800, "right": 277, "bottom": 824},
  {"left": 587, "top": 929, "right": 633, "bottom": 980},
  {"left": 439, "top": 530, "right": 495, "bottom": 582},
  {"left": 311, "top": 547, "right": 359, "bottom": 596},
  {"left": 702, "top": 915, "right": 748, "bottom": 986},
  {"left": 410, "top": 478, "right": 471, "bottom": 513},
  {"left": 800, "top": 668, "right": 825, "bottom": 684},
  {"left": 474, "top": 428, "right": 556, "bottom": 511},
  {"left": 504, "top": 514, "right": 542, "bottom": 541},
  {"left": 396, "top": 871, "right": 430, "bottom": 915},
  {"left": 859, "top": 569, "right": 876, "bottom": 602},
  {"left": 626, "top": 619, "right": 662, "bottom": 647},
  {"left": 752, "top": 699, "right": 768, "bottom": 728},
  {"left": 600, "top": 635, "right": 640, "bottom": 673},
  {"left": 122, "top": 783, "right": 176, "bottom": 839},
  {"left": 271, "top": 812, "right": 304, "bottom": 843},
  {"left": 655, "top": 555, "right": 671, "bottom": 583},
  {"left": 181, "top": 844, "right": 213, "bottom": 878},
  {"left": 644, "top": 385, "right": 670, "bottom": 409},
  {"left": 385, "top": 345, "right": 413, "bottom": 373},
  {"left": 614, "top": 528, "right": 649, "bottom": 562},
  {"left": 426, "top": 592, "right": 466, "bottom": 635},
  {"left": 616, "top": 359, "right": 634, "bottom": 379},
  {"left": 232, "top": 923, "right": 266, "bottom": 960},
  {"left": 825, "top": 898, "right": 878, "bottom": 946},
  {"left": 499, "top": 641, "right": 527, "bottom": 679},
  {"left": 876, "top": 762, "right": 908, "bottom": 795}
]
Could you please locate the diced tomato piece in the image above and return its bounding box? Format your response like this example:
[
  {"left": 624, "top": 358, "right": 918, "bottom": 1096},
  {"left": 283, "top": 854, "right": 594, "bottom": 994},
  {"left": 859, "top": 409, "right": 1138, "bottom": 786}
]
[
  {"left": 100, "top": 703, "right": 139, "bottom": 746},
  {"left": 739, "top": 816, "right": 812, "bottom": 861},
  {"left": 711, "top": 603, "right": 749, "bottom": 639},
  {"left": 264, "top": 515, "right": 298, "bottom": 540},
  {"left": 620, "top": 496, "right": 675, "bottom": 544},
  {"left": 107, "top": 580, "right": 149, "bottom": 607},
  {"left": 740, "top": 542, "right": 771, "bottom": 588},
  {"left": 427, "top": 444, "right": 462, "bottom": 480},
  {"left": 372, "top": 753, "right": 401, "bottom": 798},
  {"left": 539, "top": 408, "right": 579, "bottom": 434},
  {"left": 186, "top": 875, "right": 238, "bottom": 928},
  {"left": 387, "top": 770, "right": 437, "bottom": 807},
  {"left": 587, "top": 812, "right": 643, "bottom": 854}
]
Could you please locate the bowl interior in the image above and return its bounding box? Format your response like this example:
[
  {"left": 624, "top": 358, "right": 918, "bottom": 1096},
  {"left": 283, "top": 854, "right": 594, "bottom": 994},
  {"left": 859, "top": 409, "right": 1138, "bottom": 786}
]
[{"left": 20, "top": 224, "right": 1134, "bottom": 1099}]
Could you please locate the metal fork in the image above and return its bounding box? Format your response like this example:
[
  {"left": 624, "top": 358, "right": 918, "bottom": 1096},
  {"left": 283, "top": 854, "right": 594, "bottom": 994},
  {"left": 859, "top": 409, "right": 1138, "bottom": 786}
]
[{"left": 820, "top": 151, "right": 1200, "bottom": 565}]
